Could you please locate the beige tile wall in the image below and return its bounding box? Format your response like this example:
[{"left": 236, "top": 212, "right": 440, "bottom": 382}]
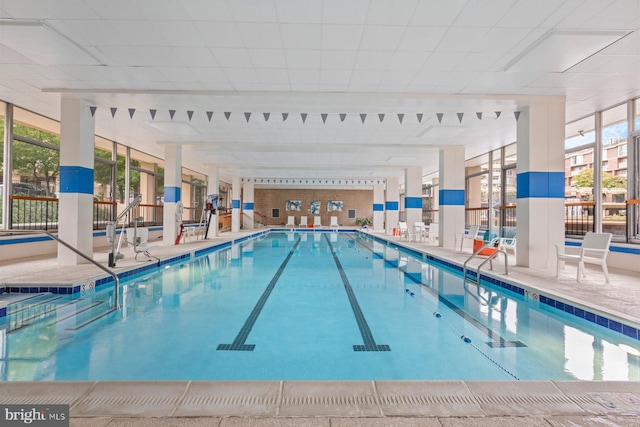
[{"left": 254, "top": 189, "right": 373, "bottom": 226}]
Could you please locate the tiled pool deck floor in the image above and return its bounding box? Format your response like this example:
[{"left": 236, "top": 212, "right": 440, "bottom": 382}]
[{"left": 1, "top": 229, "right": 640, "bottom": 426}]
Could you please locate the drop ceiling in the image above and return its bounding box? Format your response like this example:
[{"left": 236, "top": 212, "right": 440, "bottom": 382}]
[{"left": 1, "top": 0, "right": 639, "bottom": 186}]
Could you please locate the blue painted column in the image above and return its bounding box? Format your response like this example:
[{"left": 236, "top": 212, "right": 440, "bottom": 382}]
[
  {"left": 405, "top": 166, "right": 423, "bottom": 228},
  {"left": 232, "top": 176, "right": 241, "bottom": 233},
  {"left": 385, "top": 177, "right": 399, "bottom": 234},
  {"left": 516, "top": 101, "right": 565, "bottom": 269},
  {"left": 242, "top": 180, "right": 254, "bottom": 230},
  {"left": 58, "top": 97, "right": 95, "bottom": 265},
  {"left": 373, "top": 182, "right": 384, "bottom": 231},
  {"left": 163, "top": 144, "right": 182, "bottom": 245},
  {"left": 439, "top": 147, "right": 465, "bottom": 248}
]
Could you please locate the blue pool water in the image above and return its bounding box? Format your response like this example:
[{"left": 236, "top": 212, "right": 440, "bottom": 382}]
[{"left": 2, "top": 231, "right": 639, "bottom": 381}]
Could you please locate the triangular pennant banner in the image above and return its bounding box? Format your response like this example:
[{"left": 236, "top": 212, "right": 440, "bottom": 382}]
[
  {"left": 244, "top": 112, "right": 251, "bottom": 123},
  {"left": 263, "top": 112, "right": 270, "bottom": 122},
  {"left": 225, "top": 112, "right": 231, "bottom": 120},
  {"left": 206, "top": 111, "right": 213, "bottom": 122},
  {"left": 495, "top": 111, "right": 501, "bottom": 119},
  {"left": 89, "top": 106, "right": 97, "bottom": 117},
  {"left": 476, "top": 112, "right": 483, "bottom": 120},
  {"left": 416, "top": 113, "right": 423, "bottom": 123},
  {"left": 457, "top": 113, "right": 464, "bottom": 123},
  {"left": 169, "top": 110, "right": 176, "bottom": 120},
  {"left": 340, "top": 113, "right": 347, "bottom": 122},
  {"left": 436, "top": 113, "right": 444, "bottom": 124},
  {"left": 301, "top": 113, "right": 307, "bottom": 123},
  {"left": 128, "top": 108, "right": 135, "bottom": 119},
  {"left": 378, "top": 113, "right": 385, "bottom": 122},
  {"left": 397, "top": 113, "right": 404, "bottom": 124},
  {"left": 321, "top": 113, "right": 328, "bottom": 124},
  {"left": 110, "top": 107, "right": 117, "bottom": 118},
  {"left": 187, "top": 110, "right": 194, "bottom": 121},
  {"left": 514, "top": 111, "right": 521, "bottom": 121},
  {"left": 282, "top": 113, "right": 288, "bottom": 121},
  {"left": 360, "top": 113, "right": 367, "bottom": 124},
  {"left": 149, "top": 109, "right": 157, "bottom": 120}
]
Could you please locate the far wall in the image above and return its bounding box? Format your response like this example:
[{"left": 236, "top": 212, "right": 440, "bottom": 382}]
[{"left": 254, "top": 189, "right": 373, "bottom": 227}]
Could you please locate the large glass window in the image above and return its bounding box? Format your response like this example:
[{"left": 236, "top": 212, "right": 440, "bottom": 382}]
[
  {"left": 601, "top": 104, "right": 627, "bottom": 239},
  {"left": 0, "top": 102, "right": 5, "bottom": 229},
  {"left": 465, "top": 153, "right": 489, "bottom": 229}
]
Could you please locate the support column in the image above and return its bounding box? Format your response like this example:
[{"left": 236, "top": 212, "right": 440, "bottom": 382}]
[
  {"left": 372, "top": 183, "right": 384, "bottom": 231},
  {"left": 439, "top": 147, "right": 465, "bottom": 248},
  {"left": 162, "top": 144, "right": 182, "bottom": 246},
  {"left": 231, "top": 176, "right": 241, "bottom": 233},
  {"left": 243, "top": 181, "right": 254, "bottom": 230},
  {"left": 58, "top": 98, "right": 95, "bottom": 265},
  {"left": 207, "top": 165, "right": 219, "bottom": 238},
  {"left": 385, "top": 177, "right": 399, "bottom": 234},
  {"left": 405, "top": 166, "right": 423, "bottom": 226},
  {"left": 516, "top": 102, "right": 566, "bottom": 269}
]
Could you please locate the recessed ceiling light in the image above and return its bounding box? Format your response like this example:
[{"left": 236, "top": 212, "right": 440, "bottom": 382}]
[
  {"left": 0, "top": 19, "right": 104, "bottom": 65},
  {"left": 504, "top": 29, "right": 631, "bottom": 73}
]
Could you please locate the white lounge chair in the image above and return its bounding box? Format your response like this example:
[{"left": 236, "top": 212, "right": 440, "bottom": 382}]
[
  {"left": 458, "top": 224, "right": 480, "bottom": 252},
  {"left": 313, "top": 216, "right": 323, "bottom": 228},
  {"left": 329, "top": 216, "right": 339, "bottom": 229},
  {"left": 398, "top": 222, "right": 415, "bottom": 241},
  {"left": 427, "top": 222, "right": 439, "bottom": 242},
  {"left": 414, "top": 221, "right": 427, "bottom": 241},
  {"left": 556, "top": 232, "right": 612, "bottom": 282},
  {"left": 285, "top": 216, "right": 295, "bottom": 228},
  {"left": 299, "top": 215, "right": 308, "bottom": 228}
]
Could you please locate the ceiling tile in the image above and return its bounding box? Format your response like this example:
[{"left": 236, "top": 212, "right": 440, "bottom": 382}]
[
  {"left": 248, "top": 49, "right": 287, "bottom": 68},
  {"left": 228, "top": 0, "right": 278, "bottom": 22},
  {"left": 473, "top": 28, "right": 533, "bottom": 54},
  {"left": 366, "top": 0, "right": 419, "bottom": 25},
  {"left": 387, "top": 51, "right": 428, "bottom": 70},
  {"left": 174, "top": 47, "right": 219, "bottom": 67},
  {"left": 322, "top": 25, "right": 364, "bottom": 50},
  {"left": 109, "top": 21, "right": 169, "bottom": 47},
  {"left": 288, "top": 68, "right": 320, "bottom": 84},
  {"left": 321, "top": 50, "right": 358, "bottom": 69},
  {"left": 497, "top": 0, "right": 568, "bottom": 28},
  {"left": 151, "top": 21, "right": 205, "bottom": 47},
  {"left": 237, "top": 23, "right": 283, "bottom": 49},
  {"left": 410, "top": 0, "right": 467, "bottom": 26},
  {"left": 84, "top": 0, "right": 146, "bottom": 19},
  {"left": 322, "top": 0, "right": 370, "bottom": 25},
  {"left": 354, "top": 51, "right": 394, "bottom": 69},
  {"left": 453, "top": 0, "right": 516, "bottom": 27},
  {"left": 398, "top": 26, "right": 447, "bottom": 51},
  {"left": 136, "top": 0, "right": 191, "bottom": 20},
  {"left": 195, "top": 22, "right": 244, "bottom": 48},
  {"left": 349, "top": 69, "right": 385, "bottom": 85},
  {"left": 55, "top": 20, "right": 130, "bottom": 47},
  {"left": 223, "top": 67, "right": 259, "bottom": 83},
  {"left": 275, "top": 0, "right": 322, "bottom": 23},
  {"left": 190, "top": 67, "right": 229, "bottom": 82},
  {"left": 436, "top": 27, "right": 490, "bottom": 53},
  {"left": 320, "top": 68, "right": 352, "bottom": 85},
  {"left": 280, "top": 24, "right": 322, "bottom": 49},
  {"left": 359, "top": 25, "right": 405, "bottom": 51},
  {"left": 420, "top": 52, "right": 466, "bottom": 71},
  {"left": 211, "top": 48, "right": 252, "bottom": 68},
  {"left": 256, "top": 68, "right": 290, "bottom": 84},
  {"left": 284, "top": 49, "right": 322, "bottom": 69},
  {"left": 179, "top": 0, "right": 233, "bottom": 21}
]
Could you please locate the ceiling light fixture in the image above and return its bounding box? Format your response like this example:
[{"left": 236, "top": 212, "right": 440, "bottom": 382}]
[{"left": 0, "top": 19, "right": 104, "bottom": 65}]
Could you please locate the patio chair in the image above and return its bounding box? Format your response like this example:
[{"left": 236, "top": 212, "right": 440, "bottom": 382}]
[
  {"left": 458, "top": 224, "right": 480, "bottom": 252},
  {"left": 398, "top": 222, "right": 415, "bottom": 241},
  {"left": 299, "top": 215, "right": 308, "bottom": 228},
  {"left": 313, "top": 216, "right": 323, "bottom": 228},
  {"left": 285, "top": 216, "right": 295, "bottom": 228},
  {"left": 427, "top": 222, "right": 439, "bottom": 242},
  {"left": 556, "top": 232, "right": 612, "bottom": 283},
  {"left": 329, "top": 216, "right": 339, "bottom": 229},
  {"left": 414, "top": 221, "right": 428, "bottom": 240}
]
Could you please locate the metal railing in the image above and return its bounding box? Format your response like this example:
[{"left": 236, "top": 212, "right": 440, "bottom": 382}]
[
  {"left": 564, "top": 201, "right": 595, "bottom": 236},
  {"left": 0, "top": 229, "right": 120, "bottom": 310}
]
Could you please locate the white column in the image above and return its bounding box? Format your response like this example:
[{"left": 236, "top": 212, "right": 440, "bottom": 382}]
[
  {"left": 516, "top": 101, "right": 566, "bottom": 269},
  {"left": 162, "top": 144, "right": 182, "bottom": 246},
  {"left": 385, "top": 177, "right": 399, "bottom": 234},
  {"left": 243, "top": 180, "right": 254, "bottom": 230},
  {"left": 439, "top": 147, "right": 465, "bottom": 248},
  {"left": 231, "top": 176, "right": 241, "bottom": 233},
  {"left": 405, "top": 166, "right": 423, "bottom": 227},
  {"left": 207, "top": 164, "right": 219, "bottom": 238},
  {"left": 58, "top": 98, "right": 95, "bottom": 265},
  {"left": 372, "top": 183, "right": 384, "bottom": 231}
]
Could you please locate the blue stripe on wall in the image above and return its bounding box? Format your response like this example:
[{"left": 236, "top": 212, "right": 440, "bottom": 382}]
[
  {"left": 385, "top": 201, "right": 399, "bottom": 211},
  {"left": 439, "top": 189, "right": 465, "bottom": 205},
  {"left": 243, "top": 202, "right": 254, "bottom": 210},
  {"left": 59, "top": 166, "right": 93, "bottom": 194},
  {"left": 373, "top": 203, "right": 384, "bottom": 212},
  {"left": 164, "top": 186, "right": 181, "bottom": 203},
  {"left": 232, "top": 199, "right": 240, "bottom": 209},
  {"left": 517, "top": 171, "right": 564, "bottom": 199},
  {"left": 405, "top": 197, "right": 422, "bottom": 209}
]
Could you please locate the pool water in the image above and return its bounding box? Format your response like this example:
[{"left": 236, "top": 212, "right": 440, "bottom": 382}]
[{"left": 2, "top": 231, "right": 639, "bottom": 381}]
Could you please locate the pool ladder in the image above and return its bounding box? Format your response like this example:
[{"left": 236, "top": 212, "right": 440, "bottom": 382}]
[{"left": 463, "top": 247, "right": 509, "bottom": 285}]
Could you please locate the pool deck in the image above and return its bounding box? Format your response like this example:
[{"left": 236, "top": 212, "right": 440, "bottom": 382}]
[{"left": 1, "top": 228, "right": 640, "bottom": 426}]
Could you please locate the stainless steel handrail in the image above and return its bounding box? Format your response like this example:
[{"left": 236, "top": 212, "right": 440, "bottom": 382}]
[
  {"left": 463, "top": 247, "right": 509, "bottom": 284},
  {"left": 0, "top": 229, "right": 120, "bottom": 309}
]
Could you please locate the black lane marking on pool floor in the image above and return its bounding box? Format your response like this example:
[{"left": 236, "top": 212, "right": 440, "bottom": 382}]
[
  {"left": 324, "top": 234, "right": 390, "bottom": 352},
  {"left": 352, "top": 235, "right": 525, "bottom": 349},
  {"left": 217, "top": 236, "right": 301, "bottom": 351}
]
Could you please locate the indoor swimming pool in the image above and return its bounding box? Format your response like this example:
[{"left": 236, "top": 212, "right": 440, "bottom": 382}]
[{"left": 1, "top": 231, "right": 639, "bottom": 381}]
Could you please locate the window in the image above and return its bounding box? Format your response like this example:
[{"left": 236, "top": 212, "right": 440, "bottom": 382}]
[
  {"left": 348, "top": 209, "right": 356, "bottom": 219},
  {"left": 619, "top": 144, "right": 628, "bottom": 156},
  {"left": 272, "top": 208, "right": 280, "bottom": 218}
]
